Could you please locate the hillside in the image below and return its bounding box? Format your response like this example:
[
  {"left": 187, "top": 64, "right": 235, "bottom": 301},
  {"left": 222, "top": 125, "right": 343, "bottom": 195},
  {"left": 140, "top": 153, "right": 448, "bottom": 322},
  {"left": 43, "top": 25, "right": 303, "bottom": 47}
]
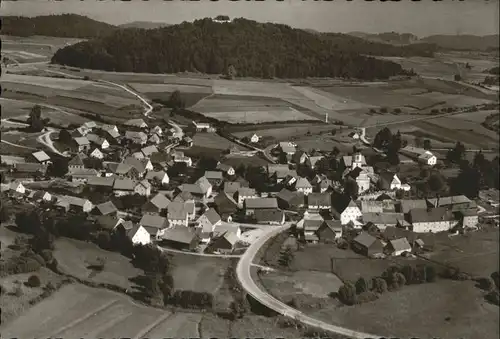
[
  {"left": 1, "top": 14, "right": 118, "bottom": 38},
  {"left": 118, "top": 21, "right": 171, "bottom": 30},
  {"left": 420, "top": 34, "right": 499, "bottom": 51},
  {"left": 348, "top": 31, "right": 419, "bottom": 45},
  {"left": 51, "top": 18, "right": 432, "bottom": 80}
]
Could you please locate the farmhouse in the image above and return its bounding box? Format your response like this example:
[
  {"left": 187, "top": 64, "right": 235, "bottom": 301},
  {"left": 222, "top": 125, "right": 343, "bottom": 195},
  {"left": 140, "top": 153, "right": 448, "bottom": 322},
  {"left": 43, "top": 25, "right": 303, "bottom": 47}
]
[
  {"left": 204, "top": 171, "right": 224, "bottom": 186},
  {"left": 72, "top": 137, "right": 91, "bottom": 153},
  {"left": 216, "top": 163, "right": 235, "bottom": 176},
  {"left": 292, "top": 150, "right": 309, "bottom": 165},
  {"left": 400, "top": 146, "right": 437, "bottom": 166},
  {"left": 276, "top": 188, "right": 304, "bottom": 211},
  {"left": 151, "top": 126, "right": 163, "bottom": 136},
  {"left": 335, "top": 200, "right": 363, "bottom": 226},
  {"left": 214, "top": 192, "right": 238, "bottom": 220},
  {"left": 267, "top": 164, "right": 297, "bottom": 184},
  {"left": 135, "top": 179, "right": 152, "bottom": 197},
  {"left": 9, "top": 181, "right": 26, "bottom": 194},
  {"left": 90, "top": 148, "right": 104, "bottom": 159},
  {"left": 86, "top": 134, "right": 110, "bottom": 149},
  {"left": 125, "top": 118, "right": 148, "bottom": 129},
  {"left": 124, "top": 156, "right": 153, "bottom": 175},
  {"left": 60, "top": 195, "right": 93, "bottom": 213},
  {"left": 409, "top": 207, "right": 457, "bottom": 233},
  {"left": 378, "top": 171, "right": 402, "bottom": 191},
  {"left": 101, "top": 124, "right": 120, "bottom": 139},
  {"left": 278, "top": 142, "right": 296, "bottom": 156},
  {"left": 142, "top": 193, "right": 171, "bottom": 215},
  {"left": 29, "top": 190, "right": 52, "bottom": 203},
  {"left": 68, "top": 153, "right": 87, "bottom": 170},
  {"left": 306, "top": 156, "right": 324, "bottom": 169},
  {"left": 254, "top": 209, "right": 285, "bottom": 225},
  {"left": 12, "top": 163, "right": 47, "bottom": 179},
  {"left": 352, "top": 232, "right": 384, "bottom": 257},
  {"left": 244, "top": 197, "right": 278, "bottom": 216},
  {"left": 297, "top": 217, "right": 324, "bottom": 243},
  {"left": 93, "top": 201, "right": 118, "bottom": 217},
  {"left": 295, "top": 177, "right": 313, "bottom": 195},
  {"left": 224, "top": 182, "right": 240, "bottom": 196},
  {"left": 209, "top": 231, "right": 238, "bottom": 254},
  {"left": 236, "top": 187, "right": 258, "bottom": 206},
  {"left": 126, "top": 224, "right": 151, "bottom": 245},
  {"left": 87, "top": 176, "right": 115, "bottom": 191},
  {"left": 171, "top": 151, "right": 193, "bottom": 167},
  {"left": 399, "top": 199, "right": 428, "bottom": 214},
  {"left": 31, "top": 151, "right": 51, "bottom": 165},
  {"left": 249, "top": 133, "right": 260, "bottom": 143},
  {"left": 316, "top": 220, "right": 343, "bottom": 242},
  {"left": 141, "top": 145, "right": 159, "bottom": 158},
  {"left": 69, "top": 168, "right": 99, "bottom": 183},
  {"left": 160, "top": 226, "right": 199, "bottom": 251},
  {"left": 167, "top": 201, "right": 191, "bottom": 227},
  {"left": 124, "top": 131, "right": 148, "bottom": 145},
  {"left": 427, "top": 195, "right": 473, "bottom": 211},
  {"left": 139, "top": 214, "right": 169, "bottom": 237},
  {"left": 362, "top": 212, "right": 404, "bottom": 230},
  {"left": 342, "top": 152, "right": 366, "bottom": 170},
  {"left": 145, "top": 170, "right": 169, "bottom": 185},
  {"left": 307, "top": 192, "right": 331, "bottom": 212},
  {"left": 456, "top": 209, "right": 479, "bottom": 228},
  {"left": 385, "top": 238, "right": 412, "bottom": 256},
  {"left": 196, "top": 208, "right": 222, "bottom": 241},
  {"left": 360, "top": 200, "right": 396, "bottom": 213},
  {"left": 113, "top": 178, "right": 138, "bottom": 196},
  {"left": 192, "top": 121, "right": 215, "bottom": 132},
  {"left": 149, "top": 134, "right": 162, "bottom": 145}
]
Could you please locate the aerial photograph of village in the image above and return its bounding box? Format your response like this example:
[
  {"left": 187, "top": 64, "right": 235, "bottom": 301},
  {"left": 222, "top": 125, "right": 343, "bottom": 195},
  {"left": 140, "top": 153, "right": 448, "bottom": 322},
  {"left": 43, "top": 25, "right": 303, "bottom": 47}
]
[{"left": 0, "top": 0, "right": 498, "bottom": 338}]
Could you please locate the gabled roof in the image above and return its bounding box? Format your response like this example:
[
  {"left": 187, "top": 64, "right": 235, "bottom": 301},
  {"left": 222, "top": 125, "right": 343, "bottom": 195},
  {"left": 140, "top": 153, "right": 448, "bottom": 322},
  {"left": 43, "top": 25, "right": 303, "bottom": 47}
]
[
  {"left": 195, "top": 176, "right": 212, "bottom": 193},
  {"left": 86, "top": 133, "right": 107, "bottom": 145},
  {"left": 68, "top": 153, "right": 87, "bottom": 167},
  {"left": 139, "top": 214, "right": 168, "bottom": 229},
  {"left": 115, "top": 163, "right": 134, "bottom": 175},
  {"left": 167, "top": 201, "right": 190, "bottom": 220},
  {"left": 379, "top": 171, "right": 397, "bottom": 185},
  {"left": 245, "top": 198, "right": 278, "bottom": 209},
  {"left": 132, "top": 152, "right": 145, "bottom": 160},
  {"left": 174, "top": 191, "right": 194, "bottom": 202},
  {"left": 202, "top": 208, "right": 222, "bottom": 225},
  {"left": 409, "top": 207, "right": 453, "bottom": 223},
  {"left": 214, "top": 192, "right": 238, "bottom": 213},
  {"left": 149, "top": 193, "right": 171, "bottom": 210},
  {"left": 307, "top": 192, "right": 331, "bottom": 207},
  {"left": 113, "top": 178, "right": 137, "bottom": 191},
  {"left": 96, "top": 201, "right": 118, "bottom": 215},
  {"left": 388, "top": 238, "right": 412, "bottom": 252},
  {"left": 322, "top": 219, "right": 342, "bottom": 231},
  {"left": 353, "top": 232, "right": 378, "bottom": 248},
  {"left": 124, "top": 118, "right": 148, "bottom": 128},
  {"left": 180, "top": 184, "right": 205, "bottom": 195},
  {"left": 217, "top": 163, "right": 234, "bottom": 172},
  {"left": 295, "top": 177, "right": 312, "bottom": 189},
  {"left": 69, "top": 168, "right": 99, "bottom": 177},
  {"left": 32, "top": 190, "right": 51, "bottom": 200},
  {"left": 74, "top": 137, "right": 90, "bottom": 146},
  {"left": 361, "top": 200, "right": 396, "bottom": 213},
  {"left": 307, "top": 156, "right": 324, "bottom": 168},
  {"left": 145, "top": 170, "right": 168, "bottom": 181},
  {"left": 277, "top": 188, "right": 298, "bottom": 203},
  {"left": 279, "top": 142, "right": 296, "bottom": 154},
  {"left": 224, "top": 182, "right": 240, "bottom": 195},
  {"left": 123, "top": 156, "right": 147, "bottom": 173},
  {"left": 238, "top": 187, "right": 257, "bottom": 197},
  {"left": 125, "top": 131, "right": 147, "bottom": 141},
  {"left": 103, "top": 161, "right": 120, "bottom": 173},
  {"left": 160, "top": 225, "right": 197, "bottom": 244},
  {"left": 32, "top": 150, "right": 50, "bottom": 162},
  {"left": 427, "top": 195, "right": 471, "bottom": 207},
  {"left": 254, "top": 209, "right": 284, "bottom": 223},
  {"left": 363, "top": 212, "right": 404, "bottom": 225},
  {"left": 60, "top": 195, "right": 91, "bottom": 208},
  {"left": 96, "top": 215, "right": 124, "bottom": 230},
  {"left": 212, "top": 230, "right": 239, "bottom": 246},
  {"left": 141, "top": 145, "right": 159, "bottom": 157},
  {"left": 204, "top": 171, "right": 223, "bottom": 180},
  {"left": 14, "top": 162, "right": 47, "bottom": 174},
  {"left": 400, "top": 199, "right": 427, "bottom": 214}
]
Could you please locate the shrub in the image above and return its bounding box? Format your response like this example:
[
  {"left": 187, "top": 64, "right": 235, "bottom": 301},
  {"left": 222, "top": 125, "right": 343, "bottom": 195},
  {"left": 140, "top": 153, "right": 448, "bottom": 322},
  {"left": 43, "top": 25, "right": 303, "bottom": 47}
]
[
  {"left": 355, "top": 277, "right": 370, "bottom": 294},
  {"left": 26, "top": 275, "right": 41, "bottom": 288},
  {"left": 372, "top": 277, "right": 388, "bottom": 294},
  {"left": 40, "top": 249, "right": 53, "bottom": 263},
  {"left": 476, "top": 277, "right": 495, "bottom": 291},
  {"left": 485, "top": 290, "right": 500, "bottom": 306},
  {"left": 356, "top": 291, "right": 379, "bottom": 304},
  {"left": 14, "top": 286, "right": 23, "bottom": 297},
  {"left": 338, "top": 282, "right": 357, "bottom": 305}
]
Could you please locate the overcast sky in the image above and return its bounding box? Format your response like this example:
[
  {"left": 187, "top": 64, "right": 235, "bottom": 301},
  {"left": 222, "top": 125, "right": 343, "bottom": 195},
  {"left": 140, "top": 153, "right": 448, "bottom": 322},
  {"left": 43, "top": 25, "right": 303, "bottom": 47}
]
[{"left": 2, "top": 0, "right": 499, "bottom": 37}]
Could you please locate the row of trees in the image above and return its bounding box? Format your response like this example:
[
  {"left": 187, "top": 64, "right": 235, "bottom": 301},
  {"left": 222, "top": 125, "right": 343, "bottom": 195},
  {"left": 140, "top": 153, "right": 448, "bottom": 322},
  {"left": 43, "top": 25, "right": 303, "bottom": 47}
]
[{"left": 52, "top": 18, "right": 424, "bottom": 80}]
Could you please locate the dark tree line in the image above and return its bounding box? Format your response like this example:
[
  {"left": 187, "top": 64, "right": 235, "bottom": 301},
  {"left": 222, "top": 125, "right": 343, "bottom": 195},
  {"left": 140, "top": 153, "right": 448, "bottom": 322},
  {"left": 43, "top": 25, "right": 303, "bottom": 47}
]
[{"left": 51, "top": 18, "right": 432, "bottom": 80}]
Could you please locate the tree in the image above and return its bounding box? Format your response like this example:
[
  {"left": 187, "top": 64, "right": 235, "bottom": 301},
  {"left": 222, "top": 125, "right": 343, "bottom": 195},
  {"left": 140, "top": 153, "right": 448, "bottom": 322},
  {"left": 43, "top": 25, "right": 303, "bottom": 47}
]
[
  {"left": 401, "top": 265, "right": 416, "bottom": 284},
  {"left": 344, "top": 178, "right": 359, "bottom": 200},
  {"left": 372, "top": 277, "right": 388, "bottom": 294},
  {"left": 451, "top": 164, "right": 481, "bottom": 198},
  {"left": 355, "top": 277, "right": 370, "bottom": 294},
  {"left": 27, "top": 105, "right": 44, "bottom": 132},
  {"left": 279, "top": 247, "right": 295, "bottom": 268},
  {"left": 331, "top": 129, "right": 337, "bottom": 136},
  {"left": 454, "top": 74, "right": 462, "bottom": 81},
  {"left": 0, "top": 206, "right": 10, "bottom": 223},
  {"left": 167, "top": 90, "right": 185, "bottom": 110},
  {"left": 393, "top": 108, "right": 402, "bottom": 114},
  {"left": 338, "top": 282, "right": 357, "bottom": 305},
  {"left": 473, "top": 151, "right": 486, "bottom": 169},
  {"left": 58, "top": 129, "right": 72, "bottom": 144},
  {"left": 414, "top": 136, "right": 423, "bottom": 148},
  {"left": 373, "top": 127, "right": 393, "bottom": 149},
  {"left": 447, "top": 142, "right": 466, "bottom": 164},
  {"left": 330, "top": 146, "right": 340, "bottom": 158},
  {"left": 226, "top": 64, "right": 237, "bottom": 79},
  {"left": 47, "top": 157, "right": 69, "bottom": 178},
  {"left": 428, "top": 173, "right": 445, "bottom": 192},
  {"left": 26, "top": 274, "right": 41, "bottom": 288},
  {"left": 423, "top": 139, "right": 432, "bottom": 150}
]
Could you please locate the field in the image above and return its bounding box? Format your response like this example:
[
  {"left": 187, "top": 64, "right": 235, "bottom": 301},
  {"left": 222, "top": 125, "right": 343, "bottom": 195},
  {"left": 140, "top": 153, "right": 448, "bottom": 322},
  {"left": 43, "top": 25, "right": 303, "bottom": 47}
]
[
  {"left": 128, "top": 82, "right": 213, "bottom": 94},
  {"left": 53, "top": 238, "right": 143, "bottom": 291},
  {"left": 192, "top": 133, "right": 246, "bottom": 151},
  {"left": 1, "top": 36, "right": 82, "bottom": 64}
]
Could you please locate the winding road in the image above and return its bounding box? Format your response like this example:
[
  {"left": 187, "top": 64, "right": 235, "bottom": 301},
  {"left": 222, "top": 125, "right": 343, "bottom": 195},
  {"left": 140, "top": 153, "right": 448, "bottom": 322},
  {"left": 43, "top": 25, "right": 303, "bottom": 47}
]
[
  {"left": 96, "top": 79, "right": 153, "bottom": 117},
  {"left": 236, "top": 223, "right": 384, "bottom": 338}
]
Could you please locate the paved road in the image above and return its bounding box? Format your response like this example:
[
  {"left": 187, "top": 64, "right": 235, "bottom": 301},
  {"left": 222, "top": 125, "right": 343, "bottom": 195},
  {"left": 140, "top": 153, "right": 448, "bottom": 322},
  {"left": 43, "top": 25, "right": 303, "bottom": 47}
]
[
  {"left": 36, "top": 128, "right": 68, "bottom": 157},
  {"left": 236, "top": 223, "right": 384, "bottom": 339}
]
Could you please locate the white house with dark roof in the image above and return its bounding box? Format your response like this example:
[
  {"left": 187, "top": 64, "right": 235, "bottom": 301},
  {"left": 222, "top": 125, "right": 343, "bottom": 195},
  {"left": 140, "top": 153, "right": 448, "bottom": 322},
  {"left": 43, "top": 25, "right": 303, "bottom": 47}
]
[
  {"left": 249, "top": 133, "right": 260, "bottom": 143},
  {"left": 307, "top": 192, "right": 331, "bottom": 212},
  {"left": 338, "top": 200, "right": 363, "bottom": 226},
  {"left": 72, "top": 137, "right": 91, "bottom": 152},
  {"left": 134, "top": 179, "right": 152, "bottom": 196},
  {"left": 292, "top": 150, "right": 309, "bottom": 165},
  {"left": 295, "top": 177, "right": 313, "bottom": 195},
  {"left": 69, "top": 168, "right": 99, "bottom": 183},
  {"left": 217, "top": 163, "right": 235, "bottom": 176},
  {"left": 60, "top": 195, "right": 93, "bottom": 213},
  {"left": 278, "top": 142, "right": 296, "bottom": 155},
  {"left": 31, "top": 151, "right": 51, "bottom": 165},
  {"left": 145, "top": 170, "right": 169, "bottom": 185},
  {"left": 9, "top": 181, "right": 26, "bottom": 194},
  {"left": 167, "top": 201, "right": 190, "bottom": 227},
  {"left": 142, "top": 192, "right": 171, "bottom": 215},
  {"left": 125, "top": 118, "right": 148, "bottom": 129},
  {"left": 149, "top": 134, "right": 161, "bottom": 145},
  {"left": 236, "top": 187, "right": 257, "bottom": 206},
  {"left": 86, "top": 133, "right": 110, "bottom": 149},
  {"left": 306, "top": 156, "right": 324, "bottom": 169},
  {"left": 124, "top": 131, "right": 148, "bottom": 145},
  {"left": 244, "top": 197, "right": 278, "bottom": 216},
  {"left": 90, "top": 148, "right": 104, "bottom": 159},
  {"left": 29, "top": 190, "right": 52, "bottom": 203},
  {"left": 408, "top": 207, "right": 458, "bottom": 233},
  {"left": 151, "top": 125, "right": 163, "bottom": 136},
  {"left": 139, "top": 214, "right": 169, "bottom": 237},
  {"left": 126, "top": 224, "right": 151, "bottom": 245},
  {"left": 68, "top": 153, "right": 87, "bottom": 170},
  {"left": 197, "top": 208, "right": 222, "bottom": 243},
  {"left": 113, "top": 178, "right": 137, "bottom": 196},
  {"left": 385, "top": 238, "right": 412, "bottom": 256},
  {"left": 342, "top": 152, "right": 366, "bottom": 170},
  {"left": 254, "top": 209, "right": 285, "bottom": 225}
]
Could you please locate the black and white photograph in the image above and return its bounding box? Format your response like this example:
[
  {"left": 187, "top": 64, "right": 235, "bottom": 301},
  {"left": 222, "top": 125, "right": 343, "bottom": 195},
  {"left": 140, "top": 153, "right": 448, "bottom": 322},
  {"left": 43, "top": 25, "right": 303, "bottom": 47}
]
[{"left": 0, "top": 0, "right": 499, "bottom": 338}]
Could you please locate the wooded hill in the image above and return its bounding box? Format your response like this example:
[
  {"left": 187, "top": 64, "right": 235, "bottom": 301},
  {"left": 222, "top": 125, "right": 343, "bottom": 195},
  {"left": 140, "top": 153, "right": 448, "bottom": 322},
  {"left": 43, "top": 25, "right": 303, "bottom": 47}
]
[{"left": 50, "top": 17, "right": 434, "bottom": 79}]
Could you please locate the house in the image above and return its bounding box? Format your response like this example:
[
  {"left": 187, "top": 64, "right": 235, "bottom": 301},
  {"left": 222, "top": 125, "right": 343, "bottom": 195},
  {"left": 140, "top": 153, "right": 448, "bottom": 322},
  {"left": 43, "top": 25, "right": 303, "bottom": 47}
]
[
  {"left": 133, "top": 152, "right": 145, "bottom": 160},
  {"left": 215, "top": 164, "right": 234, "bottom": 177},
  {"left": 159, "top": 226, "right": 199, "bottom": 250},
  {"left": 244, "top": 197, "right": 278, "bottom": 216},
  {"left": 151, "top": 125, "right": 163, "bottom": 136},
  {"left": 249, "top": 133, "right": 260, "bottom": 143},
  {"left": 236, "top": 187, "right": 258, "bottom": 206},
  {"left": 349, "top": 131, "right": 360, "bottom": 140},
  {"left": 124, "top": 156, "right": 153, "bottom": 175},
  {"left": 292, "top": 150, "right": 309, "bottom": 165},
  {"left": 149, "top": 134, "right": 161, "bottom": 145},
  {"left": 96, "top": 215, "right": 125, "bottom": 232},
  {"left": 254, "top": 209, "right": 285, "bottom": 225},
  {"left": 295, "top": 177, "right": 313, "bottom": 195},
  {"left": 400, "top": 146, "right": 437, "bottom": 166},
  {"left": 171, "top": 151, "right": 192, "bottom": 167},
  {"left": 9, "top": 181, "right": 26, "bottom": 194},
  {"left": 399, "top": 199, "right": 428, "bottom": 214},
  {"left": 72, "top": 137, "right": 91, "bottom": 152},
  {"left": 362, "top": 212, "right": 404, "bottom": 230},
  {"left": 204, "top": 171, "right": 224, "bottom": 186},
  {"left": 427, "top": 195, "right": 473, "bottom": 211},
  {"left": 12, "top": 163, "right": 47, "bottom": 179},
  {"left": 181, "top": 136, "right": 193, "bottom": 147},
  {"left": 93, "top": 201, "right": 118, "bottom": 216},
  {"left": 408, "top": 207, "right": 457, "bottom": 233},
  {"left": 141, "top": 145, "right": 159, "bottom": 158},
  {"left": 174, "top": 191, "right": 194, "bottom": 203},
  {"left": 31, "top": 150, "right": 51, "bottom": 165},
  {"left": 125, "top": 118, "right": 148, "bottom": 129},
  {"left": 316, "top": 220, "right": 343, "bottom": 242},
  {"left": 134, "top": 179, "right": 152, "bottom": 197},
  {"left": 307, "top": 192, "right": 331, "bottom": 212},
  {"left": 196, "top": 208, "right": 222, "bottom": 242},
  {"left": 223, "top": 182, "right": 240, "bottom": 196},
  {"left": 86, "top": 133, "right": 110, "bottom": 149},
  {"left": 82, "top": 121, "right": 97, "bottom": 130},
  {"left": 90, "top": 148, "right": 104, "bottom": 159},
  {"left": 306, "top": 156, "right": 324, "bottom": 169},
  {"left": 418, "top": 151, "right": 437, "bottom": 166},
  {"left": 385, "top": 238, "right": 412, "bottom": 256},
  {"left": 278, "top": 142, "right": 296, "bottom": 156},
  {"left": 276, "top": 188, "right": 305, "bottom": 211},
  {"left": 342, "top": 152, "right": 367, "bottom": 170},
  {"left": 124, "top": 131, "right": 148, "bottom": 145},
  {"left": 214, "top": 192, "right": 239, "bottom": 221},
  {"left": 68, "top": 153, "right": 87, "bottom": 170},
  {"left": 145, "top": 170, "right": 169, "bottom": 186},
  {"left": 30, "top": 190, "right": 52, "bottom": 203},
  {"left": 267, "top": 164, "right": 296, "bottom": 184},
  {"left": 456, "top": 209, "right": 479, "bottom": 228},
  {"left": 337, "top": 200, "right": 363, "bottom": 226},
  {"left": 352, "top": 232, "right": 384, "bottom": 257},
  {"left": 192, "top": 121, "right": 215, "bottom": 132},
  {"left": 101, "top": 124, "right": 120, "bottom": 140},
  {"left": 126, "top": 224, "right": 151, "bottom": 245},
  {"left": 142, "top": 193, "right": 171, "bottom": 215},
  {"left": 297, "top": 216, "right": 324, "bottom": 243},
  {"left": 87, "top": 176, "right": 115, "bottom": 191},
  {"left": 378, "top": 172, "right": 402, "bottom": 190},
  {"left": 180, "top": 178, "right": 212, "bottom": 200},
  {"left": 209, "top": 231, "right": 239, "bottom": 254},
  {"left": 60, "top": 195, "right": 93, "bottom": 213},
  {"left": 139, "top": 214, "right": 169, "bottom": 237},
  {"left": 69, "top": 168, "right": 99, "bottom": 183},
  {"left": 113, "top": 178, "right": 137, "bottom": 196},
  {"left": 167, "top": 201, "right": 190, "bottom": 227}
]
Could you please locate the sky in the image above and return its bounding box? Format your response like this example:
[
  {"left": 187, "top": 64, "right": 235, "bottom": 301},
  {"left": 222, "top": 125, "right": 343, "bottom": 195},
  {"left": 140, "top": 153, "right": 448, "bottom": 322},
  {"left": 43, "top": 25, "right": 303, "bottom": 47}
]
[{"left": 2, "top": 0, "right": 499, "bottom": 37}]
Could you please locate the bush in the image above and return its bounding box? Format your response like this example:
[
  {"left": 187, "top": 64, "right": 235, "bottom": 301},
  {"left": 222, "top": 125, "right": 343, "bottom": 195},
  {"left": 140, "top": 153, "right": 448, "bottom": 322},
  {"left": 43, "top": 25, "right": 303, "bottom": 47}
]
[
  {"left": 14, "top": 286, "right": 23, "bottom": 297},
  {"left": 40, "top": 249, "right": 53, "bottom": 263},
  {"left": 485, "top": 290, "right": 500, "bottom": 306},
  {"left": 356, "top": 291, "right": 379, "bottom": 304},
  {"left": 337, "top": 282, "right": 357, "bottom": 305},
  {"left": 372, "top": 277, "right": 388, "bottom": 294},
  {"left": 476, "top": 277, "right": 495, "bottom": 291},
  {"left": 355, "top": 277, "right": 370, "bottom": 294},
  {"left": 26, "top": 274, "right": 41, "bottom": 288}
]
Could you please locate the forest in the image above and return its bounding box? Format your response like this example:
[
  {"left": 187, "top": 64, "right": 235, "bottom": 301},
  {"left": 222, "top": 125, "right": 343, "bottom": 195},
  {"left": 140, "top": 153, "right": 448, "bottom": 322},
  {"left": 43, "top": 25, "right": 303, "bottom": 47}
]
[{"left": 50, "top": 17, "right": 435, "bottom": 79}]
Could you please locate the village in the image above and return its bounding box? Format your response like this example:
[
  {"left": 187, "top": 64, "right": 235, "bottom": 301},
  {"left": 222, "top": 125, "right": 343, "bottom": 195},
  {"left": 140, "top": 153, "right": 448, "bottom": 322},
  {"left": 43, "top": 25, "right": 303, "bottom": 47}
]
[{"left": 1, "top": 113, "right": 498, "bottom": 262}]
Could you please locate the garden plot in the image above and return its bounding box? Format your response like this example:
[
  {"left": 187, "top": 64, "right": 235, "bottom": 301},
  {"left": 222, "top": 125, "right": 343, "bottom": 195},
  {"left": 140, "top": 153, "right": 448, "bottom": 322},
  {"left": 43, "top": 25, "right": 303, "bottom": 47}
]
[{"left": 128, "top": 82, "right": 212, "bottom": 94}]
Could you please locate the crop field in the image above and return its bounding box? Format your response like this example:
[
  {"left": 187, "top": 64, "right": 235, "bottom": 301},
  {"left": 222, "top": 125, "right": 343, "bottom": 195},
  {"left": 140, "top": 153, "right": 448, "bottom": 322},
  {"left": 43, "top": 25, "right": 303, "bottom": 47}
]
[
  {"left": 212, "top": 79, "right": 300, "bottom": 99},
  {"left": 0, "top": 98, "right": 33, "bottom": 119},
  {"left": 204, "top": 107, "right": 316, "bottom": 124},
  {"left": 128, "top": 82, "right": 213, "bottom": 94},
  {"left": 414, "top": 92, "right": 495, "bottom": 107},
  {"left": 192, "top": 133, "right": 246, "bottom": 151},
  {"left": 2, "top": 74, "right": 91, "bottom": 91},
  {"left": 310, "top": 280, "right": 498, "bottom": 339},
  {"left": 53, "top": 238, "right": 143, "bottom": 291},
  {"left": 232, "top": 124, "right": 335, "bottom": 140},
  {"left": 0, "top": 283, "right": 204, "bottom": 338},
  {"left": 448, "top": 110, "right": 499, "bottom": 123},
  {"left": 292, "top": 85, "right": 376, "bottom": 111},
  {"left": 378, "top": 56, "right": 461, "bottom": 80},
  {"left": 169, "top": 254, "right": 231, "bottom": 293}
]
